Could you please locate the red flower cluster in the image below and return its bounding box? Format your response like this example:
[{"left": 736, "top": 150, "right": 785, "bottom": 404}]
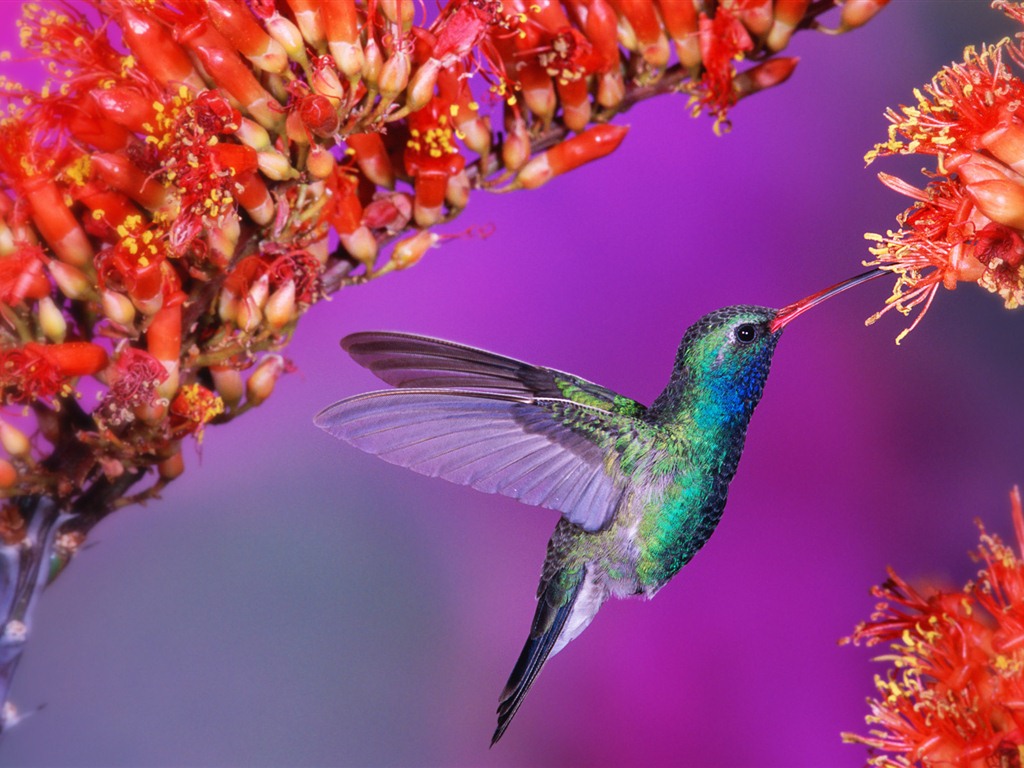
[
  {"left": 865, "top": 0, "right": 1024, "bottom": 343},
  {"left": 0, "top": 0, "right": 880, "bottom": 514},
  {"left": 843, "top": 488, "right": 1024, "bottom": 767}
]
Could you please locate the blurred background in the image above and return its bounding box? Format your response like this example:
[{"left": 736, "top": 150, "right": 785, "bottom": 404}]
[{"left": 2, "top": 2, "right": 1023, "bottom": 766}]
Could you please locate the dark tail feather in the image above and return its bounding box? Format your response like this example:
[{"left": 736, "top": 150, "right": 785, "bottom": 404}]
[{"left": 490, "top": 567, "right": 585, "bottom": 746}]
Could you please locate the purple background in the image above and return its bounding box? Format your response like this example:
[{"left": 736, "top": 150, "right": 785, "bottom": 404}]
[{"left": 3, "top": 2, "right": 1024, "bottom": 766}]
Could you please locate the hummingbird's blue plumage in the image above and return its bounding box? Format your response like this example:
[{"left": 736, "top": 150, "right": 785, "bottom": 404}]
[{"left": 313, "top": 269, "right": 883, "bottom": 744}]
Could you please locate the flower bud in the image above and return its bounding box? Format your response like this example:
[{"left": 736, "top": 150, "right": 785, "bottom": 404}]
[
  {"left": 265, "top": 280, "right": 297, "bottom": 330},
  {"left": 391, "top": 230, "right": 440, "bottom": 270},
  {"left": 307, "top": 143, "right": 337, "bottom": 179},
  {"left": 257, "top": 149, "right": 299, "bottom": 181},
  {"left": 286, "top": 0, "right": 326, "bottom": 49},
  {"left": 102, "top": 290, "right": 137, "bottom": 327},
  {"left": 311, "top": 59, "right": 346, "bottom": 101},
  {"left": 407, "top": 60, "right": 441, "bottom": 113},
  {"left": 210, "top": 365, "right": 244, "bottom": 408},
  {"left": 208, "top": 211, "right": 241, "bottom": 265},
  {"left": 362, "top": 38, "right": 383, "bottom": 88},
  {"left": 48, "top": 260, "right": 95, "bottom": 301},
  {"left": 445, "top": 170, "right": 470, "bottom": 212},
  {"left": 235, "top": 117, "right": 272, "bottom": 151},
  {"left": 236, "top": 296, "right": 262, "bottom": 333},
  {"left": 838, "top": 0, "right": 890, "bottom": 32},
  {"left": 379, "top": 49, "right": 411, "bottom": 101},
  {"left": 218, "top": 287, "right": 240, "bottom": 323},
  {"left": 967, "top": 179, "right": 1024, "bottom": 230},
  {"left": 265, "top": 12, "right": 309, "bottom": 68},
  {"left": 502, "top": 118, "right": 530, "bottom": 172},
  {"left": 0, "top": 459, "right": 16, "bottom": 489},
  {"left": 158, "top": 450, "right": 185, "bottom": 481},
  {"left": 339, "top": 226, "right": 378, "bottom": 267},
  {"left": 379, "top": 0, "right": 414, "bottom": 29},
  {"left": 0, "top": 421, "right": 30, "bottom": 458},
  {"left": 980, "top": 121, "right": 1024, "bottom": 177},
  {"left": 37, "top": 296, "right": 67, "bottom": 343},
  {"left": 245, "top": 354, "right": 286, "bottom": 407}
]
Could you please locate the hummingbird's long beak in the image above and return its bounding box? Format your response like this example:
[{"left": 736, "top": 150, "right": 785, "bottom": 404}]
[{"left": 769, "top": 267, "right": 888, "bottom": 333}]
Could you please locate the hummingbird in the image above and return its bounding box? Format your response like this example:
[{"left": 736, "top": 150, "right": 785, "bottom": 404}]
[{"left": 313, "top": 268, "right": 884, "bottom": 744}]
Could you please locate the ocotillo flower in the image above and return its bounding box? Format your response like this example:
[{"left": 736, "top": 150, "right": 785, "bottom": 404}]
[
  {"left": 865, "top": 0, "right": 1024, "bottom": 343},
  {"left": 842, "top": 487, "right": 1024, "bottom": 767}
]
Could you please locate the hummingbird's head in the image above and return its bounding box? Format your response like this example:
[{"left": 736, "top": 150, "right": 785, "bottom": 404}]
[{"left": 674, "top": 305, "right": 782, "bottom": 413}]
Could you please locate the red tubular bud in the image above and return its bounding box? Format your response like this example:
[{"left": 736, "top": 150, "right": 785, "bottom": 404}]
[
  {"left": 119, "top": 7, "right": 204, "bottom": 90},
  {"left": 148, "top": 302, "right": 182, "bottom": 399},
  {"left": 608, "top": 0, "right": 670, "bottom": 67},
  {"left": 91, "top": 154, "right": 170, "bottom": 212},
  {"left": 65, "top": 100, "right": 131, "bottom": 152},
  {"left": 571, "top": 0, "right": 620, "bottom": 70},
  {"left": 23, "top": 178, "right": 94, "bottom": 267},
  {"left": 91, "top": 87, "right": 160, "bottom": 134},
  {"left": 767, "top": 0, "right": 810, "bottom": 51},
  {"left": 408, "top": 60, "right": 442, "bottom": 114},
  {"left": 178, "top": 21, "right": 283, "bottom": 131},
  {"left": 284, "top": 0, "right": 326, "bottom": 49},
  {"left": 514, "top": 124, "right": 629, "bottom": 189},
  {"left": 147, "top": 302, "right": 182, "bottom": 368},
  {"left": 323, "top": 0, "right": 364, "bottom": 79},
  {"left": 363, "top": 38, "right": 383, "bottom": 88},
  {"left": 204, "top": 0, "right": 289, "bottom": 74},
  {"left": 265, "top": 280, "right": 297, "bottom": 330},
  {"left": 733, "top": 57, "right": 798, "bottom": 99},
  {"left": 839, "top": 0, "right": 890, "bottom": 32},
  {"left": 517, "top": 60, "right": 557, "bottom": 125},
  {"left": 33, "top": 341, "right": 108, "bottom": 377},
  {"left": 737, "top": 0, "right": 773, "bottom": 38},
  {"left": 345, "top": 133, "right": 395, "bottom": 188},
  {"left": 557, "top": 78, "right": 591, "bottom": 132}
]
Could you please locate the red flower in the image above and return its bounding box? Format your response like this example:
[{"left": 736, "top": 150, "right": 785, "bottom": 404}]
[
  {"left": 866, "top": 2, "right": 1024, "bottom": 340},
  {"left": 843, "top": 488, "right": 1024, "bottom": 766}
]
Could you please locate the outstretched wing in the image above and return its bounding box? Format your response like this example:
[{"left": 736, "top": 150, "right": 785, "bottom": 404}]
[
  {"left": 341, "top": 331, "right": 646, "bottom": 417},
  {"left": 314, "top": 388, "right": 645, "bottom": 532}
]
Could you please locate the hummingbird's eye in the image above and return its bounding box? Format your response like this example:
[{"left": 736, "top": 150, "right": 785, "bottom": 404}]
[{"left": 735, "top": 323, "right": 758, "bottom": 344}]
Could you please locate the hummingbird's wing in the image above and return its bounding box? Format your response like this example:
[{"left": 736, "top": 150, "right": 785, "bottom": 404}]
[
  {"left": 340, "top": 331, "right": 645, "bottom": 416},
  {"left": 314, "top": 388, "right": 644, "bottom": 532}
]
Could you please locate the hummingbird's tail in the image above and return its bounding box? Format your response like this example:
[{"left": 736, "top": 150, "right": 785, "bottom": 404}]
[{"left": 491, "top": 564, "right": 604, "bottom": 745}]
